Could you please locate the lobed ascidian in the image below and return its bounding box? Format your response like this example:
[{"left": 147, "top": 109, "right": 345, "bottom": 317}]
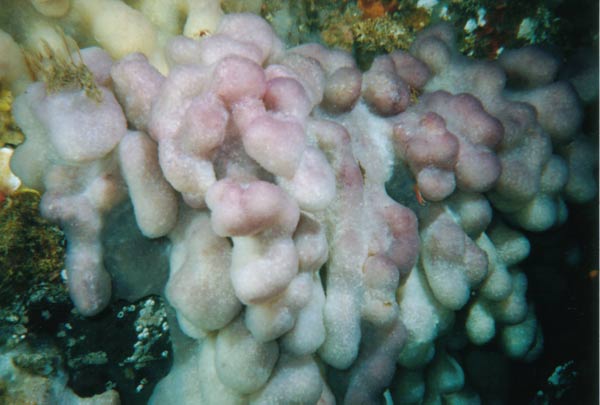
[{"left": 0, "top": 1, "right": 596, "bottom": 404}]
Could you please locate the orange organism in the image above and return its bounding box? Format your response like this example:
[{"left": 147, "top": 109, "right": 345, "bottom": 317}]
[
  {"left": 358, "top": 0, "right": 398, "bottom": 19},
  {"left": 413, "top": 183, "right": 427, "bottom": 206}
]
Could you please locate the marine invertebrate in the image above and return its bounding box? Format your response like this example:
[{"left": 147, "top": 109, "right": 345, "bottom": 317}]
[
  {"left": 23, "top": 31, "right": 103, "bottom": 102},
  {"left": 0, "top": 1, "right": 596, "bottom": 403},
  {"left": 358, "top": 0, "right": 398, "bottom": 19},
  {"left": 320, "top": 2, "right": 428, "bottom": 66},
  {"left": 0, "top": 87, "right": 24, "bottom": 148}
]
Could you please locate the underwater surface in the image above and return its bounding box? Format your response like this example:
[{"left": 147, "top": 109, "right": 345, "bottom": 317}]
[{"left": 0, "top": 0, "right": 598, "bottom": 404}]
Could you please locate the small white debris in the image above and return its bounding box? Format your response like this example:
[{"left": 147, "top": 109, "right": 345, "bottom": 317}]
[
  {"left": 438, "top": 5, "right": 449, "bottom": 19},
  {"left": 517, "top": 17, "right": 537, "bottom": 42},
  {"left": 464, "top": 18, "right": 478, "bottom": 33},
  {"left": 477, "top": 8, "right": 487, "bottom": 26},
  {"left": 0, "top": 147, "right": 21, "bottom": 195},
  {"left": 417, "top": 0, "right": 439, "bottom": 11},
  {"left": 548, "top": 360, "right": 576, "bottom": 386}
]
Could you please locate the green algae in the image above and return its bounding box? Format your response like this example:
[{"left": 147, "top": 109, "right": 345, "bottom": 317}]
[{"left": 0, "top": 190, "right": 66, "bottom": 307}]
